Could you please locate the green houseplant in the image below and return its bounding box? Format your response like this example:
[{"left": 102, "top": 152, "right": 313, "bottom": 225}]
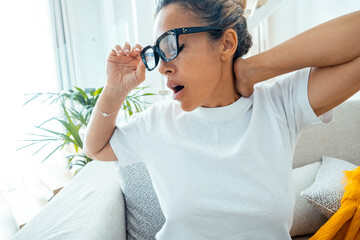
[{"left": 18, "top": 86, "right": 155, "bottom": 175}]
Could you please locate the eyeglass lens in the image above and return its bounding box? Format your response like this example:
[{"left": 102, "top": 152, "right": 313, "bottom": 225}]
[
  {"left": 144, "top": 48, "right": 156, "bottom": 70},
  {"left": 159, "top": 34, "right": 177, "bottom": 60},
  {"left": 143, "top": 33, "right": 178, "bottom": 69}
]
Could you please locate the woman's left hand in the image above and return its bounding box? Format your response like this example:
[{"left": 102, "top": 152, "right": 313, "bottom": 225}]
[{"left": 233, "top": 57, "right": 254, "bottom": 97}]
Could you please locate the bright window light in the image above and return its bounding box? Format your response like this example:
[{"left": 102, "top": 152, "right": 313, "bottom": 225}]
[{"left": 0, "top": 0, "right": 58, "bottom": 192}]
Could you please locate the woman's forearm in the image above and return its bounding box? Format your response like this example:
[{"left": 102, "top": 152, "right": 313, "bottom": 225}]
[
  {"left": 83, "top": 86, "right": 127, "bottom": 158},
  {"left": 247, "top": 10, "right": 360, "bottom": 84}
]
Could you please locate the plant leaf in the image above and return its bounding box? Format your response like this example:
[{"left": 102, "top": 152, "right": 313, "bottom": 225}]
[
  {"left": 40, "top": 143, "right": 65, "bottom": 164},
  {"left": 60, "top": 103, "right": 83, "bottom": 149}
]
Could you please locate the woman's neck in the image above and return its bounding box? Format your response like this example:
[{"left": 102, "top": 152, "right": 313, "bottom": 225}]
[{"left": 201, "top": 64, "right": 241, "bottom": 108}]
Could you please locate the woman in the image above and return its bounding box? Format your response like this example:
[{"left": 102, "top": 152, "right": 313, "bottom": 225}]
[{"left": 84, "top": 0, "right": 360, "bottom": 239}]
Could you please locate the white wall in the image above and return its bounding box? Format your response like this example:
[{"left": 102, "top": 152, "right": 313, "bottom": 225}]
[
  {"left": 266, "top": 0, "right": 360, "bottom": 48},
  {"left": 264, "top": 0, "right": 360, "bottom": 99}
]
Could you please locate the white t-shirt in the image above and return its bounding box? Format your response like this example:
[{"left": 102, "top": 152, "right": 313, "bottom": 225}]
[{"left": 110, "top": 68, "right": 333, "bottom": 240}]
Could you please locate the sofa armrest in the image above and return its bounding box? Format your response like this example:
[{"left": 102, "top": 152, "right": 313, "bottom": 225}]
[
  {"left": 12, "top": 160, "right": 126, "bottom": 240},
  {"left": 0, "top": 192, "right": 19, "bottom": 240}
]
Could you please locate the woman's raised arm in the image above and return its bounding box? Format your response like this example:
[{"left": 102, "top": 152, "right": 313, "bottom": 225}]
[
  {"left": 235, "top": 10, "right": 360, "bottom": 116},
  {"left": 83, "top": 43, "right": 146, "bottom": 161}
]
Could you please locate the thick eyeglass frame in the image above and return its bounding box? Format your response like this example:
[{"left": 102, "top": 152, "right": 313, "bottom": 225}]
[{"left": 140, "top": 26, "right": 222, "bottom": 71}]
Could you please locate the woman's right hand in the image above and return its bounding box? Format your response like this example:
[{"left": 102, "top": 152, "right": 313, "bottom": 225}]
[
  {"left": 106, "top": 42, "right": 146, "bottom": 94},
  {"left": 234, "top": 57, "right": 255, "bottom": 97}
]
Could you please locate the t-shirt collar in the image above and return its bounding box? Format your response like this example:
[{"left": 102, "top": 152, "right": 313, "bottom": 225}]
[{"left": 188, "top": 96, "right": 252, "bottom": 122}]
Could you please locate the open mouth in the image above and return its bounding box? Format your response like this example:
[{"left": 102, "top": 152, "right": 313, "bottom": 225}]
[
  {"left": 167, "top": 81, "right": 185, "bottom": 100},
  {"left": 173, "top": 85, "right": 184, "bottom": 93}
]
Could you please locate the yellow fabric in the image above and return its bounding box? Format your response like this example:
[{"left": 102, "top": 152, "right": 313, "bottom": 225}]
[{"left": 310, "top": 166, "right": 360, "bottom": 240}]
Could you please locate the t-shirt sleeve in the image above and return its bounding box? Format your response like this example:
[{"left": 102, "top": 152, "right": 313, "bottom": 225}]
[
  {"left": 266, "top": 67, "right": 334, "bottom": 136},
  {"left": 109, "top": 111, "right": 148, "bottom": 167}
]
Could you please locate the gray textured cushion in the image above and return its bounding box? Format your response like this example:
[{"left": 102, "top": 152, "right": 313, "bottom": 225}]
[
  {"left": 290, "top": 162, "right": 327, "bottom": 237},
  {"left": 300, "top": 156, "right": 358, "bottom": 218},
  {"left": 115, "top": 162, "right": 165, "bottom": 240}
]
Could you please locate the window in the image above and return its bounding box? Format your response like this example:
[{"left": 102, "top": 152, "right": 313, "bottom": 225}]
[
  {"left": 52, "top": 0, "right": 164, "bottom": 103},
  {"left": 0, "top": 0, "right": 58, "bottom": 191}
]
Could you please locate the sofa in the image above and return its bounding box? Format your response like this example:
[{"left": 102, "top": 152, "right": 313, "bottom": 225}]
[{"left": 10, "top": 99, "right": 360, "bottom": 240}]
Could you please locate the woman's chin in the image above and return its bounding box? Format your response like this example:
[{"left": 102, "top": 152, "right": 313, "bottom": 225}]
[{"left": 180, "top": 101, "right": 198, "bottom": 112}]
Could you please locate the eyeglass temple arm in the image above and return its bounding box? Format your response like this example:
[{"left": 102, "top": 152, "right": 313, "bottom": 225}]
[{"left": 174, "top": 26, "right": 222, "bottom": 35}]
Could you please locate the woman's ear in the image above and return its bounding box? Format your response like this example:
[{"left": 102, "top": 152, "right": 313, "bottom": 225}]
[{"left": 219, "top": 29, "right": 238, "bottom": 62}]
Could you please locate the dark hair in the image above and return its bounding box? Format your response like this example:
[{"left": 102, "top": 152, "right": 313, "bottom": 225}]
[{"left": 155, "top": 0, "right": 253, "bottom": 59}]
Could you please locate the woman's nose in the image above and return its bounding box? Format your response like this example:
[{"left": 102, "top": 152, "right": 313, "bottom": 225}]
[{"left": 158, "top": 59, "right": 174, "bottom": 76}]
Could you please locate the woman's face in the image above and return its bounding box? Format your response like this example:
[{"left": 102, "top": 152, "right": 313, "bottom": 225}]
[{"left": 154, "top": 4, "right": 226, "bottom": 112}]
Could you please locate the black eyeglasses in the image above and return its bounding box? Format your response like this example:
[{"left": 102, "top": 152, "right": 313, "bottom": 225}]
[{"left": 140, "top": 26, "right": 222, "bottom": 71}]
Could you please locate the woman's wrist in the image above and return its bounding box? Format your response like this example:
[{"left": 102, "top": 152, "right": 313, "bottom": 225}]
[
  {"left": 233, "top": 53, "right": 272, "bottom": 95},
  {"left": 103, "top": 84, "right": 129, "bottom": 98},
  {"left": 234, "top": 51, "right": 286, "bottom": 96},
  {"left": 244, "top": 51, "right": 279, "bottom": 84},
  {"left": 98, "top": 85, "right": 128, "bottom": 113}
]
